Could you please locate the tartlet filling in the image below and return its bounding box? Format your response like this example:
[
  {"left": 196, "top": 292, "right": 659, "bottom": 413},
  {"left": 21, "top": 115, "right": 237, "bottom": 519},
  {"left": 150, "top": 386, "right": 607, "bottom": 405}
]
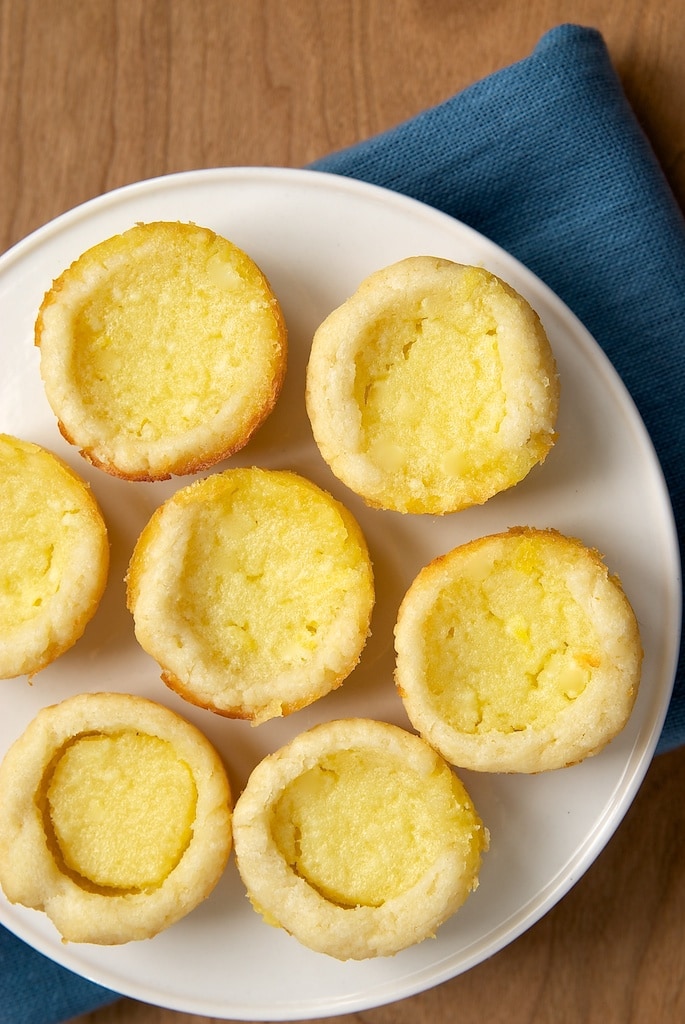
[
  {"left": 42, "top": 730, "right": 197, "bottom": 893},
  {"left": 270, "top": 748, "right": 479, "bottom": 907}
]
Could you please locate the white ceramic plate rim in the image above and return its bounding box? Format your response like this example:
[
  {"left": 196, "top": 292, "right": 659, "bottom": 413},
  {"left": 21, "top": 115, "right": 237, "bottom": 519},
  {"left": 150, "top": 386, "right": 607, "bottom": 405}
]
[{"left": 0, "top": 166, "right": 680, "bottom": 1019}]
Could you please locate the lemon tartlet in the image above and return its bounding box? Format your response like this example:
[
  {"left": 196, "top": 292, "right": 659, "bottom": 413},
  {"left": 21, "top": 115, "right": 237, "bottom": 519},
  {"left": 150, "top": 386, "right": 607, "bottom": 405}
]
[
  {"left": 0, "top": 692, "right": 233, "bottom": 944},
  {"left": 126, "top": 468, "right": 375, "bottom": 724},
  {"left": 306, "top": 256, "right": 559, "bottom": 514},
  {"left": 232, "top": 718, "right": 488, "bottom": 960},
  {"left": 35, "top": 221, "right": 287, "bottom": 481},
  {"left": 395, "top": 527, "right": 643, "bottom": 773},
  {"left": 0, "top": 434, "right": 109, "bottom": 679}
]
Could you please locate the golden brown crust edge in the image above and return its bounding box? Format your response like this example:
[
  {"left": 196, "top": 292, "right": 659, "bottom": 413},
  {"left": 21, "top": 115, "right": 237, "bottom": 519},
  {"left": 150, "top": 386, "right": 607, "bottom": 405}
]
[
  {"left": 125, "top": 468, "right": 374, "bottom": 724},
  {"left": 34, "top": 222, "right": 288, "bottom": 482},
  {"left": 394, "top": 527, "right": 643, "bottom": 773}
]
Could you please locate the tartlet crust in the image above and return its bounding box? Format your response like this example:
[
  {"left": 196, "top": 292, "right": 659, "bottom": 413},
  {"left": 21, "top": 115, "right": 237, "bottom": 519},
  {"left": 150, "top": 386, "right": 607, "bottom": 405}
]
[{"left": 0, "top": 692, "right": 233, "bottom": 944}]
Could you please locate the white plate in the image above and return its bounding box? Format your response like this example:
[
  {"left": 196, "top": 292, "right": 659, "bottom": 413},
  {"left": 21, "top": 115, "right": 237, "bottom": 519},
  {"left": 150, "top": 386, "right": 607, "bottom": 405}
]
[{"left": 0, "top": 167, "right": 680, "bottom": 1020}]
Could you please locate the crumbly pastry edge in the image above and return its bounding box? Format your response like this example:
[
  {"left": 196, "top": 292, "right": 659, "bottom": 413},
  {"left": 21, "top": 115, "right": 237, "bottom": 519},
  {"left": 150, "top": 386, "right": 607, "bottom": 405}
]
[
  {"left": 126, "top": 468, "right": 375, "bottom": 724},
  {"left": 0, "top": 692, "right": 233, "bottom": 944},
  {"left": 394, "top": 527, "right": 644, "bottom": 773},
  {"left": 232, "top": 718, "right": 488, "bottom": 960},
  {"left": 305, "top": 256, "right": 559, "bottom": 514},
  {"left": 34, "top": 221, "right": 288, "bottom": 481}
]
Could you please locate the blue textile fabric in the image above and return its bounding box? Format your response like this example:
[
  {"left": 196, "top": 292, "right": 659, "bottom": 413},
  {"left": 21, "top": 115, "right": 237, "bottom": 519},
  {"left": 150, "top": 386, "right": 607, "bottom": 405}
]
[
  {"left": 2, "top": 21, "right": 683, "bottom": 1024},
  {"left": 312, "top": 22, "right": 685, "bottom": 756},
  {"left": 0, "top": 927, "right": 116, "bottom": 1023}
]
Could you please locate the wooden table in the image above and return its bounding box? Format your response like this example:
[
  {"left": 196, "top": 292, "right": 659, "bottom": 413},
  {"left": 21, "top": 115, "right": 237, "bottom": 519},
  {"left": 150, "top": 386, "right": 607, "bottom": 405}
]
[{"left": 2, "top": 2, "right": 684, "bottom": 1022}]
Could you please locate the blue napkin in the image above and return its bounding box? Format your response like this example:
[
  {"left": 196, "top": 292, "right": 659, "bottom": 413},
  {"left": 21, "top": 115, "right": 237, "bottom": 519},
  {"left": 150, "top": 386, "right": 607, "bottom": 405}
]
[
  {"left": 2, "top": 21, "right": 683, "bottom": 1024},
  {"left": 0, "top": 930, "right": 116, "bottom": 1024},
  {"left": 313, "top": 22, "right": 685, "bottom": 756}
]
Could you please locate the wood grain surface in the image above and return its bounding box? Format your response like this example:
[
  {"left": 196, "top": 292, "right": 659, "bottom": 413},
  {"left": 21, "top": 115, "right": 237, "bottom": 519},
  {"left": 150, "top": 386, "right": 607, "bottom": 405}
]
[{"left": 1, "top": 2, "right": 684, "bottom": 1023}]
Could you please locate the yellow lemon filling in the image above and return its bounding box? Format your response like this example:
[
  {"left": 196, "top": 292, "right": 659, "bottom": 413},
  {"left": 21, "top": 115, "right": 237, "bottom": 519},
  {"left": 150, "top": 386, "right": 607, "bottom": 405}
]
[
  {"left": 175, "top": 471, "right": 370, "bottom": 680},
  {"left": 352, "top": 266, "right": 545, "bottom": 493},
  {"left": 356, "top": 270, "right": 505, "bottom": 481},
  {"left": 0, "top": 434, "right": 103, "bottom": 634},
  {"left": 44, "top": 731, "right": 197, "bottom": 892},
  {"left": 307, "top": 257, "right": 558, "bottom": 515},
  {"left": 66, "top": 225, "right": 280, "bottom": 440},
  {"left": 270, "top": 748, "right": 480, "bottom": 907},
  {"left": 423, "top": 533, "right": 601, "bottom": 734}
]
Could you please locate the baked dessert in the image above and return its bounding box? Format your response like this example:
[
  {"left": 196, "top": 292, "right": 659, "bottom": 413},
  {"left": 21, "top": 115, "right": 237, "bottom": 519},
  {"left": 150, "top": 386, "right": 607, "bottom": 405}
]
[
  {"left": 232, "top": 718, "right": 488, "bottom": 960},
  {"left": 126, "top": 467, "right": 375, "bottom": 724},
  {"left": 394, "top": 527, "right": 643, "bottom": 773},
  {"left": 35, "top": 221, "right": 287, "bottom": 481},
  {"left": 0, "top": 692, "right": 233, "bottom": 944},
  {"left": 305, "top": 256, "right": 559, "bottom": 514},
  {"left": 0, "top": 433, "right": 109, "bottom": 680}
]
